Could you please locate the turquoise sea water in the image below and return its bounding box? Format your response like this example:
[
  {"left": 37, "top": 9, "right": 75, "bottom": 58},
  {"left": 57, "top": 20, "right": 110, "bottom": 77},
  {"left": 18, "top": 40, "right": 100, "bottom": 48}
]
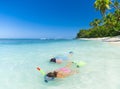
[{"left": 0, "top": 39, "right": 120, "bottom": 89}]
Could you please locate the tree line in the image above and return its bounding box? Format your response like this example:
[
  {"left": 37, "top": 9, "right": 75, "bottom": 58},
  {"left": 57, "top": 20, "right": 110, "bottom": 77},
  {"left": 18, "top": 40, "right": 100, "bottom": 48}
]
[{"left": 76, "top": 0, "right": 120, "bottom": 38}]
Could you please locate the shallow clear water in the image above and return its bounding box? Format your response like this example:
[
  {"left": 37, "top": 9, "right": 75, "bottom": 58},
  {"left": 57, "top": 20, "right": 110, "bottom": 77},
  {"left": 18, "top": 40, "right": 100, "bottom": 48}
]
[{"left": 0, "top": 39, "right": 120, "bottom": 89}]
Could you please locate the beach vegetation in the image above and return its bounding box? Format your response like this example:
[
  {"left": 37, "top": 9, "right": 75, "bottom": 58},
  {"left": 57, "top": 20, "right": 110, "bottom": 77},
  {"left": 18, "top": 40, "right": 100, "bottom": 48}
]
[{"left": 76, "top": 0, "right": 120, "bottom": 38}]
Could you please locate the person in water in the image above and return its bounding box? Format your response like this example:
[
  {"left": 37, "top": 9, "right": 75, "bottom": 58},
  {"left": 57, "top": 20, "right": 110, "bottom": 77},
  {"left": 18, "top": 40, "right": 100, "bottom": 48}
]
[
  {"left": 46, "top": 62, "right": 78, "bottom": 79},
  {"left": 50, "top": 51, "right": 73, "bottom": 64}
]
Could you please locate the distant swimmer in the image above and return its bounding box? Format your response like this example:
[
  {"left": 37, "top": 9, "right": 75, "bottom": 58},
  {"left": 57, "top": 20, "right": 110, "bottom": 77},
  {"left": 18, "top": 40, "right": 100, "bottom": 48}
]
[{"left": 50, "top": 51, "right": 73, "bottom": 64}]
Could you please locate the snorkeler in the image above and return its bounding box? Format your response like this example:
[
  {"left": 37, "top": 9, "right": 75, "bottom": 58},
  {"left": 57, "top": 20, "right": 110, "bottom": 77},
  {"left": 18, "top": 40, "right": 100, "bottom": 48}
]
[
  {"left": 50, "top": 51, "right": 73, "bottom": 64},
  {"left": 37, "top": 61, "right": 85, "bottom": 83},
  {"left": 45, "top": 62, "right": 78, "bottom": 81}
]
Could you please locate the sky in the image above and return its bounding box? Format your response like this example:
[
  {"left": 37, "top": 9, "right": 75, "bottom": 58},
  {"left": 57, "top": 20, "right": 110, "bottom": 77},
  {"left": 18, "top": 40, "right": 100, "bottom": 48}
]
[{"left": 0, "top": 0, "right": 101, "bottom": 39}]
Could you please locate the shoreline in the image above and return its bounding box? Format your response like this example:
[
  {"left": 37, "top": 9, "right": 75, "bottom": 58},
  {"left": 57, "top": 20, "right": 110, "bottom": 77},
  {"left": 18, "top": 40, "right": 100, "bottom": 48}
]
[{"left": 79, "top": 36, "right": 120, "bottom": 46}]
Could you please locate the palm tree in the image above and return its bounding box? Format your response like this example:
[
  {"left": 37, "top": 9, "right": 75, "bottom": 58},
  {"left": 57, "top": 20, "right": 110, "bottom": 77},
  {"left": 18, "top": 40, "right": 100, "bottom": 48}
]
[
  {"left": 94, "top": 0, "right": 111, "bottom": 16},
  {"left": 114, "top": 9, "right": 120, "bottom": 22},
  {"left": 90, "top": 19, "right": 101, "bottom": 27},
  {"left": 112, "top": 0, "right": 120, "bottom": 10},
  {"left": 94, "top": 0, "right": 120, "bottom": 16},
  {"left": 103, "top": 12, "right": 120, "bottom": 32},
  {"left": 113, "top": 9, "right": 120, "bottom": 32},
  {"left": 103, "top": 13, "right": 116, "bottom": 26}
]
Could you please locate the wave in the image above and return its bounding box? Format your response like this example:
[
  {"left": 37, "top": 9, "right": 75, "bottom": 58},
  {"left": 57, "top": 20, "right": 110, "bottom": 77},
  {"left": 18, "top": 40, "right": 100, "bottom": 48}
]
[{"left": 0, "top": 38, "right": 74, "bottom": 45}]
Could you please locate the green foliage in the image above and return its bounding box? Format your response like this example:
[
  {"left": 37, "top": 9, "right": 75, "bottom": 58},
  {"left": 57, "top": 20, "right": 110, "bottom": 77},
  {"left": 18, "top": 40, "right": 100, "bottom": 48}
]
[
  {"left": 90, "top": 19, "right": 101, "bottom": 27},
  {"left": 94, "top": 0, "right": 111, "bottom": 16},
  {"left": 76, "top": 0, "right": 120, "bottom": 38}
]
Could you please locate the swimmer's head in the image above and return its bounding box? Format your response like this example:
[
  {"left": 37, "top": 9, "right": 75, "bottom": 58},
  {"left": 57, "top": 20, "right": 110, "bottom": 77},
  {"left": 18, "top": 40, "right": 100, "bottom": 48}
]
[
  {"left": 69, "top": 51, "right": 73, "bottom": 56},
  {"left": 46, "top": 71, "right": 57, "bottom": 78},
  {"left": 69, "top": 51, "right": 73, "bottom": 54},
  {"left": 45, "top": 72, "right": 57, "bottom": 83},
  {"left": 50, "top": 58, "right": 56, "bottom": 63},
  {"left": 53, "top": 71, "right": 57, "bottom": 77}
]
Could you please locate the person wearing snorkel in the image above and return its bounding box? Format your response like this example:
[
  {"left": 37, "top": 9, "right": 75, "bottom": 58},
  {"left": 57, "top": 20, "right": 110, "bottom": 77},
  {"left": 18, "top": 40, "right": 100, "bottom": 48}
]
[
  {"left": 50, "top": 51, "right": 73, "bottom": 64},
  {"left": 44, "top": 62, "right": 78, "bottom": 82}
]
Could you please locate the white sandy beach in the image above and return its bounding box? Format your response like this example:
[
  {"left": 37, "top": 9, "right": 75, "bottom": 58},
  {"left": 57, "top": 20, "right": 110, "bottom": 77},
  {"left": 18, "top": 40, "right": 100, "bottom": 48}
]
[
  {"left": 79, "top": 36, "right": 120, "bottom": 46},
  {"left": 79, "top": 37, "right": 108, "bottom": 41}
]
